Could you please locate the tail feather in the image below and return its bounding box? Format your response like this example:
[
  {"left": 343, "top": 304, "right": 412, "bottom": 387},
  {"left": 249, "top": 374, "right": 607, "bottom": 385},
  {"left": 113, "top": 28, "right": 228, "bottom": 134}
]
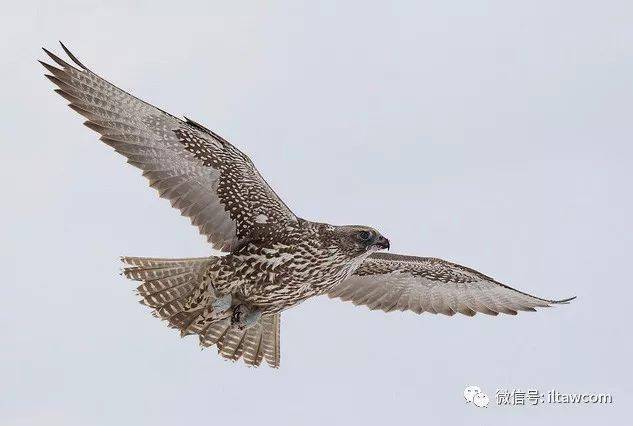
[
  {"left": 121, "top": 256, "right": 208, "bottom": 268},
  {"left": 135, "top": 272, "right": 197, "bottom": 296},
  {"left": 182, "top": 306, "right": 223, "bottom": 336},
  {"left": 262, "top": 314, "right": 281, "bottom": 367},
  {"left": 154, "top": 295, "right": 190, "bottom": 321},
  {"left": 201, "top": 320, "right": 231, "bottom": 347},
  {"left": 169, "top": 310, "right": 203, "bottom": 331},
  {"left": 180, "top": 307, "right": 215, "bottom": 336},
  {"left": 219, "top": 327, "right": 248, "bottom": 360},
  {"left": 242, "top": 326, "right": 266, "bottom": 366},
  {"left": 121, "top": 256, "right": 281, "bottom": 368},
  {"left": 138, "top": 279, "right": 197, "bottom": 308},
  {"left": 124, "top": 266, "right": 201, "bottom": 281},
  {"left": 201, "top": 316, "right": 280, "bottom": 368}
]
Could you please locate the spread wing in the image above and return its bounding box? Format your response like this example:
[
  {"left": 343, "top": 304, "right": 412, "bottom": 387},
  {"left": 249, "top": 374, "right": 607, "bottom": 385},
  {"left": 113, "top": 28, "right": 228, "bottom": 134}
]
[
  {"left": 329, "top": 252, "right": 575, "bottom": 316},
  {"left": 40, "top": 42, "right": 297, "bottom": 251}
]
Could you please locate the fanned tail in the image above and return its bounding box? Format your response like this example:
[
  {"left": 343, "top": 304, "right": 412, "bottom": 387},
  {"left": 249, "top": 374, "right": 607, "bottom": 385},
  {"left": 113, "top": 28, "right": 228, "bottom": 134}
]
[
  {"left": 121, "top": 256, "right": 281, "bottom": 368},
  {"left": 200, "top": 314, "right": 281, "bottom": 368}
]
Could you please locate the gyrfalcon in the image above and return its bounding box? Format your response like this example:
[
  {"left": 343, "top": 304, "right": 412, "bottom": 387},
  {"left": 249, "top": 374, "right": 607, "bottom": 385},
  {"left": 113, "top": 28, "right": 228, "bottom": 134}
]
[{"left": 40, "top": 42, "right": 574, "bottom": 368}]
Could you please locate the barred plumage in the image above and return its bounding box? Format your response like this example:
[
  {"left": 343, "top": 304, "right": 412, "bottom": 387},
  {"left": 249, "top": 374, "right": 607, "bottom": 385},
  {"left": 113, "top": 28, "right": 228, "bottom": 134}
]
[{"left": 41, "top": 42, "right": 574, "bottom": 369}]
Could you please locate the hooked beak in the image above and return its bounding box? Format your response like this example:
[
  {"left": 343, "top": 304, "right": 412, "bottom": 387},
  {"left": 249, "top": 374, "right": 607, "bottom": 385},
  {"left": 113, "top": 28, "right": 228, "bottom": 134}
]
[{"left": 374, "top": 235, "right": 390, "bottom": 251}]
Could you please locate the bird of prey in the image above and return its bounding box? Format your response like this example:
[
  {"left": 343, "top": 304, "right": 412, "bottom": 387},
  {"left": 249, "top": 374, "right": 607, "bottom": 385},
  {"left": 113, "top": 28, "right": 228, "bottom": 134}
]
[{"left": 40, "top": 42, "right": 574, "bottom": 368}]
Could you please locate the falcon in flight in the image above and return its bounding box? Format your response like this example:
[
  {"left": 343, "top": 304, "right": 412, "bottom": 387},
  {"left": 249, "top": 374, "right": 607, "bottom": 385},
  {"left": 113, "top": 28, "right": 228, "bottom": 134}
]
[{"left": 40, "top": 42, "right": 574, "bottom": 368}]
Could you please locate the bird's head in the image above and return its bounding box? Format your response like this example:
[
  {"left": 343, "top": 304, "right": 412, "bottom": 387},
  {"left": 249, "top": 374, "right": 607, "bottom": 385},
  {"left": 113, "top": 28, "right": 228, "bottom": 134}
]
[{"left": 328, "top": 225, "right": 390, "bottom": 258}]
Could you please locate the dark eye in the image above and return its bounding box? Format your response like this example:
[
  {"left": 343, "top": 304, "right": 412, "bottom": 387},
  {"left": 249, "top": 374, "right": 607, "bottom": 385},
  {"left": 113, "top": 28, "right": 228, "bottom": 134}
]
[{"left": 358, "top": 230, "right": 372, "bottom": 241}]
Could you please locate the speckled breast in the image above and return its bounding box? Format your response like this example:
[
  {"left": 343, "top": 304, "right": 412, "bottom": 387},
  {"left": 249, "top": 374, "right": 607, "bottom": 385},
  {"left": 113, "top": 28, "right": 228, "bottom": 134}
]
[{"left": 206, "top": 242, "right": 357, "bottom": 313}]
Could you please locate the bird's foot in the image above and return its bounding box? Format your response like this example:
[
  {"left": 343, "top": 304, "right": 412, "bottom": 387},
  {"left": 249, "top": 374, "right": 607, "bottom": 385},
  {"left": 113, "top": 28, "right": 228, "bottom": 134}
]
[{"left": 231, "top": 304, "right": 262, "bottom": 330}]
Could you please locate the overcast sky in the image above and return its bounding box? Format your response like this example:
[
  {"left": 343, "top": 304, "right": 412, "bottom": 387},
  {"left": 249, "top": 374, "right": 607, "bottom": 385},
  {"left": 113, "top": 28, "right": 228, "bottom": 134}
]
[{"left": 2, "top": 1, "right": 631, "bottom": 425}]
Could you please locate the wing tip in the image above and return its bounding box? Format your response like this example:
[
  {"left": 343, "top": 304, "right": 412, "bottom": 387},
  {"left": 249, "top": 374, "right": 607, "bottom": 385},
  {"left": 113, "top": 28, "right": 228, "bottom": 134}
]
[
  {"left": 550, "top": 295, "right": 577, "bottom": 305},
  {"left": 37, "top": 59, "right": 58, "bottom": 73},
  {"left": 59, "top": 40, "right": 89, "bottom": 70},
  {"left": 41, "top": 46, "right": 70, "bottom": 69},
  {"left": 40, "top": 42, "right": 89, "bottom": 71}
]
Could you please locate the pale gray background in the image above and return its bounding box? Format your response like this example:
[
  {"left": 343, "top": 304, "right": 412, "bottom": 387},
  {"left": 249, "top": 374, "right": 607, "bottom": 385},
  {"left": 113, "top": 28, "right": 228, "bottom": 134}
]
[{"left": 2, "top": 1, "right": 631, "bottom": 425}]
